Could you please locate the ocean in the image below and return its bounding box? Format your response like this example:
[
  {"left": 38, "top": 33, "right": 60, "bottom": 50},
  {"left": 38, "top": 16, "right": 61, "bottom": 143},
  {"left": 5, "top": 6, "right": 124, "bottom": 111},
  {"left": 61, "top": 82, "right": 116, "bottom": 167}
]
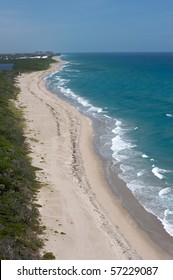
[{"left": 46, "top": 52, "right": 173, "bottom": 238}]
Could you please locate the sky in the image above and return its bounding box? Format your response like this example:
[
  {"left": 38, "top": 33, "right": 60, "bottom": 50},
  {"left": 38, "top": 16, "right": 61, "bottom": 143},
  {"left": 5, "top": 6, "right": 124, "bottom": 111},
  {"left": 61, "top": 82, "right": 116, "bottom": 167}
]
[{"left": 0, "top": 0, "right": 173, "bottom": 53}]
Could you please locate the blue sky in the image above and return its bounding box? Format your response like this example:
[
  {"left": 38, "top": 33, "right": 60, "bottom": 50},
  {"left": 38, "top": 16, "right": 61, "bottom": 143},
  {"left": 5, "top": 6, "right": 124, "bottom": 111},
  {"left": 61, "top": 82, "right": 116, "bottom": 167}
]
[{"left": 0, "top": 0, "right": 173, "bottom": 53}]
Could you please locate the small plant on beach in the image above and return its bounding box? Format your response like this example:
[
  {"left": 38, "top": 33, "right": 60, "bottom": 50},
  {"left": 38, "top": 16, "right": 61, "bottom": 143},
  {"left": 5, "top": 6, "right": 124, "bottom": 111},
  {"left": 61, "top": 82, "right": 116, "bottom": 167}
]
[
  {"left": 42, "top": 225, "right": 46, "bottom": 230},
  {"left": 60, "top": 232, "right": 66, "bottom": 235},
  {"left": 42, "top": 252, "right": 56, "bottom": 260}
]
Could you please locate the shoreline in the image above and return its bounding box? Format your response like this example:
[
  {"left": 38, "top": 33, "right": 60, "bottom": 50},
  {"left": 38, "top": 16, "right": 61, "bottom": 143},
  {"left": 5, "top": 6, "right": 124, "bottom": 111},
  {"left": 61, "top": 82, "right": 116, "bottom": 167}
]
[{"left": 17, "top": 60, "right": 172, "bottom": 259}]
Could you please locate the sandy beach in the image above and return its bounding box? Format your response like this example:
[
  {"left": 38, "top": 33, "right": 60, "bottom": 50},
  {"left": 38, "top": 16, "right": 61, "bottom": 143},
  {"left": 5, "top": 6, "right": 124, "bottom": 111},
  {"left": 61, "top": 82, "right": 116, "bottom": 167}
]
[{"left": 16, "top": 59, "right": 172, "bottom": 260}]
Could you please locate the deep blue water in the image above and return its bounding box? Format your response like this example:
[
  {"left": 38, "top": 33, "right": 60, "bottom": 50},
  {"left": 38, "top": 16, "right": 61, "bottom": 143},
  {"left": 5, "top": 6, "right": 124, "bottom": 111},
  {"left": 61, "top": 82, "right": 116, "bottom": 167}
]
[{"left": 46, "top": 53, "right": 173, "bottom": 237}]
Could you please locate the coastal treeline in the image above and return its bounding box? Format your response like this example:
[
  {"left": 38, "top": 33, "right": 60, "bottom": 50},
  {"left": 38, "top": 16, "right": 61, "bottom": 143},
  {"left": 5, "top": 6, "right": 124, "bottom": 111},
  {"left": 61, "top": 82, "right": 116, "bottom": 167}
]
[
  {"left": 0, "top": 57, "right": 56, "bottom": 259},
  {"left": 0, "top": 55, "right": 56, "bottom": 72}
]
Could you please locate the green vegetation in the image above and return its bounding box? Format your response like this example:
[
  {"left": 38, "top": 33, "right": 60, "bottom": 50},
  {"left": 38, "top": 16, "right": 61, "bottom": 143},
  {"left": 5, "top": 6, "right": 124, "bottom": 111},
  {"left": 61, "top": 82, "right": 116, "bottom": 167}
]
[
  {"left": 13, "top": 58, "right": 56, "bottom": 73},
  {"left": 42, "top": 252, "right": 56, "bottom": 260},
  {"left": 0, "top": 56, "right": 57, "bottom": 259},
  {"left": 0, "top": 57, "right": 56, "bottom": 73}
]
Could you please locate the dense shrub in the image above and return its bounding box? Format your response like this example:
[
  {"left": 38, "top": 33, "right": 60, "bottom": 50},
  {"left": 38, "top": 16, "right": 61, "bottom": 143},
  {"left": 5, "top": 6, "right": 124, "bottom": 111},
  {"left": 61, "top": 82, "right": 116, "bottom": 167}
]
[{"left": 0, "top": 57, "right": 56, "bottom": 259}]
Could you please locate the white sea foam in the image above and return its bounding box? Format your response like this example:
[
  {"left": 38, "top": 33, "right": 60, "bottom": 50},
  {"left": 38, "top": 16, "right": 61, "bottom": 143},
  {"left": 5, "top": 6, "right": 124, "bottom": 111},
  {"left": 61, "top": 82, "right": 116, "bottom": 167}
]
[
  {"left": 152, "top": 166, "right": 167, "bottom": 180},
  {"left": 166, "top": 113, "right": 173, "bottom": 118},
  {"left": 142, "top": 154, "right": 149, "bottom": 158},
  {"left": 120, "top": 164, "right": 134, "bottom": 173},
  {"left": 119, "top": 165, "right": 135, "bottom": 180},
  {"left": 112, "top": 120, "right": 130, "bottom": 136},
  {"left": 137, "top": 170, "right": 146, "bottom": 177},
  {"left": 162, "top": 221, "right": 173, "bottom": 237},
  {"left": 110, "top": 118, "right": 138, "bottom": 163},
  {"left": 59, "top": 86, "right": 75, "bottom": 97},
  {"left": 159, "top": 187, "right": 172, "bottom": 196},
  {"left": 126, "top": 180, "right": 145, "bottom": 193},
  {"left": 59, "top": 85, "right": 104, "bottom": 114},
  {"left": 111, "top": 135, "right": 137, "bottom": 163},
  {"left": 160, "top": 209, "right": 173, "bottom": 236},
  {"left": 77, "top": 97, "right": 91, "bottom": 107},
  {"left": 57, "top": 78, "right": 69, "bottom": 86},
  {"left": 164, "top": 209, "right": 173, "bottom": 217},
  {"left": 111, "top": 135, "right": 136, "bottom": 154},
  {"left": 87, "top": 106, "right": 103, "bottom": 113},
  {"left": 112, "top": 126, "right": 128, "bottom": 135},
  {"left": 44, "top": 71, "right": 59, "bottom": 80},
  {"left": 103, "top": 114, "right": 111, "bottom": 119},
  {"left": 115, "top": 120, "right": 122, "bottom": 126},
  {"left": 66, "top": 69, "right": 80, "bottom": 73}
]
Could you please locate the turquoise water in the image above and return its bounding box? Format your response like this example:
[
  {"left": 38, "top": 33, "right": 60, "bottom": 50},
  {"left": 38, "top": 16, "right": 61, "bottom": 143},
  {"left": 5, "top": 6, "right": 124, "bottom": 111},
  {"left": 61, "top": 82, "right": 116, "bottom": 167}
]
[{"left": 46, "top": 53, "right": 173, "bottom": 237}]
